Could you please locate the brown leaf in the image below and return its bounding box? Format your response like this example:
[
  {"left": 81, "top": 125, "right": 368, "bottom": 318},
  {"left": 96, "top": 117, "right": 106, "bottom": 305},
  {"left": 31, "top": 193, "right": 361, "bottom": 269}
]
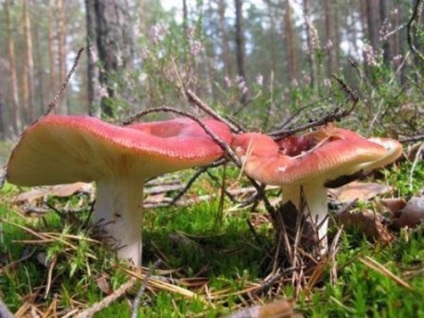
[
  {"left": 334, "top": 209, "right": 393, "bottom": 243},
  {"left": 378, "top": 198, "right": 407, "bottom": 215},
  {"left": 96, "top": 276, "right": 112, "bottom": 295},
  {"left": 329, "top": 181, "right": 392, "bottom": 203},
  {"left": 392, "top": 197, "right": 424, "bottom": 228},
  {"left": 14, "top": 182, "right": 92, "bottom": 204},
  {"left": 225, "top": 299, "right": 297, "bottom": 318}
]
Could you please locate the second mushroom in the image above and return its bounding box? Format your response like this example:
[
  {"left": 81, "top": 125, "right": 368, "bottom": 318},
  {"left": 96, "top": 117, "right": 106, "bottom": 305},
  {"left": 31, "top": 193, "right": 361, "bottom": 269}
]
[{"left": 232, "top": 125, "right": 403, "bottom": 253}]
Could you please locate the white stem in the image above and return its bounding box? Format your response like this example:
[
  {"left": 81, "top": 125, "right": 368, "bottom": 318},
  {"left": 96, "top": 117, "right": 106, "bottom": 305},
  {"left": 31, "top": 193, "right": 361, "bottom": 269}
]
[
  {"left": 94, "top": 178, "right": 144, "bottom": 266},
  {"left": 282, "top": 182, "right": 328, "bottom": 253}
]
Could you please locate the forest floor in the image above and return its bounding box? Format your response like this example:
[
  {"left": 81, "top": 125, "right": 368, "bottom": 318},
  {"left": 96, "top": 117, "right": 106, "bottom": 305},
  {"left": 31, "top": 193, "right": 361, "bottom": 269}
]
[{"left": 0, "top": 152, "right": 423, "bottom": 317}]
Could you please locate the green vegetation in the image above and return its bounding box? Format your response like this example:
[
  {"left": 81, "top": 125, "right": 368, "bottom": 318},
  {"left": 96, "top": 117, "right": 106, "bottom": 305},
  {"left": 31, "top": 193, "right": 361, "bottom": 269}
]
[
  {"left": 1, "top": 1, "right": 423, "bottom": 317},
  {"left": 0, "top": 161, "right": 423, "bottom": 317}
]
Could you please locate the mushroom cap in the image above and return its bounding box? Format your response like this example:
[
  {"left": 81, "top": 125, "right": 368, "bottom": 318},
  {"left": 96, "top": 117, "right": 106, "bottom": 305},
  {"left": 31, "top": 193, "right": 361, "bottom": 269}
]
[
  {"left": 232, "top": 126, "right": 403, "bottom": 186},
  {"left": 7, "top": 115, "right": 232, "bottom": 186}
]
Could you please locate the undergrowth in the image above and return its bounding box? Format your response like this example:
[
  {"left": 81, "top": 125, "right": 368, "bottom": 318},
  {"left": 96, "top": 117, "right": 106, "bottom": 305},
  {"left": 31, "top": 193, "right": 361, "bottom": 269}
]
[{"left": 0, "top": 161, "right": 423, "bottom": 317}]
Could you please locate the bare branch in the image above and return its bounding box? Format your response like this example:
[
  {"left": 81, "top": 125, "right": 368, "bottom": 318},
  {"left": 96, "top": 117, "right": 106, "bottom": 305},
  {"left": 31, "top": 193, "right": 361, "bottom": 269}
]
[
  {"left": 269, "top": 76, "right": 358, "bottom": 138},
  {"left": 407, "top": 0, "right": 424, "bottom": 63},
  {"left": 131, "top": 260, "right": 161, "bottom": 318},
  {"left": 75, "top": 277, "right": 137, "bottom": 318},
  {"left": 185, "top": 89, "right": 243, "bottom": 133},
  {"left": 123, "top": 106, "right": 276, "bottom": 216},
  {"left": 43, "top": 48, "right": 85, "bottom": 118}
]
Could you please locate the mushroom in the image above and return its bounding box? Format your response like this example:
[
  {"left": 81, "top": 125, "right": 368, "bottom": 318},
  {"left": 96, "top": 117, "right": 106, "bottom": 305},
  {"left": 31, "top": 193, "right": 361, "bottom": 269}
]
[
  {"left": 232, "top": 125, "right": 403, "bottom": 253},
  {"left": 6, "top": 115, "right": 232, "bottom": 265}
]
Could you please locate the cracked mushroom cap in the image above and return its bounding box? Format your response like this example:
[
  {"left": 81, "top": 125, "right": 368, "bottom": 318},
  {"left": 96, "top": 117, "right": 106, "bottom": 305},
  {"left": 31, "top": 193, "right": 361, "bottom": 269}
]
[
  {"left": 7, "top": 115, "right": 232, "bottom": 186},
  {"left": 232, "top": 126, "right": 403, "bottom": 187}
]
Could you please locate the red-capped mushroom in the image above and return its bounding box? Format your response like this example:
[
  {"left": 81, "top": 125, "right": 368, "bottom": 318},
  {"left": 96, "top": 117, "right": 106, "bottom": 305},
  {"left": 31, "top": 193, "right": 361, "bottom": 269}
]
[
  {"left": 7, "top": 115, "right": 232, "bottom": 265},
  {"left": 232, "top": 125, "right": 403, "bottom": 253}
]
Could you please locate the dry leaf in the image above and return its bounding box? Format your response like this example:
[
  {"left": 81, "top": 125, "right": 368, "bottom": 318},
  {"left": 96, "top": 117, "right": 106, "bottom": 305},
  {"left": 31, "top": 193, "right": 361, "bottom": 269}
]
[
  {"left": 144, "top": 193, "right": 167, "bottom": 204},
  {"left": 378, "top": 198, "right": 407, "bottom": 215},
  {"left": 225, "top": 299, "right": 297, "bottom": 318},
  {"left": 329, "top": 181, "right": 392, "bottom": 202},
  {"left": 14, "top": 182, "right": 92, "bottom": 204},
  {"left": 334, "top": 209, "right": 393, "bottom": 243},
  {"left": 392, "top": 197, "right": 424, "bottom": 228},
  {"left": 96, "top": 276, "right": 111, "bottom": 295}
]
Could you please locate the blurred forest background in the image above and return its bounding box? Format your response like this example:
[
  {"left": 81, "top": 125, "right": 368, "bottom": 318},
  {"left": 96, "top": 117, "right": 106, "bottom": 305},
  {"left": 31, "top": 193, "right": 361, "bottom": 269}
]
[{"left": 0, "top": 0, "right": 423, "bottom": 140}]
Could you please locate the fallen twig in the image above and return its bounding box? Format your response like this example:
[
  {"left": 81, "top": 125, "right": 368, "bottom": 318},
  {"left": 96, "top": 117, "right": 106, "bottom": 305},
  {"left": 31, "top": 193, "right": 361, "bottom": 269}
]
[
  {"left": 359, "top": 256, "right": 413, "bottom": 290},
  {"left": 131, "top": 260, "right": 162, "bottom": 318},
  {"left": 75, "top": 277, "right": 138, "bottom": 318}
]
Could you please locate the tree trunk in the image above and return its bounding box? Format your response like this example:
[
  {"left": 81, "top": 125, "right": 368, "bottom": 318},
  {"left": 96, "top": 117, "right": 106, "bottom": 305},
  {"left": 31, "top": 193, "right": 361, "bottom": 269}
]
[
  {"left": 217, "top": 0, "right": 232, "bottom": 79},
  {"left": 0, "top": 58, "right": 6, "bottom": 139},
  {"left": 57, "top": 0, "right": 68, "bottom": 114},
  {"left": 234, "top": 0, "right": 246, "bottom": 80},
  {"left": 379, "top": 0, "right": 391, "bottom": 64},
  {"left": 182, "top": 0, "right": 188, "bottom": 35},
  {"left": 34, "top": 3, "right": 45, "bottom": 115},
  {"left": 22, "top": 0, "right": 35, "bottom": 124},
  {"left": 366, "top": 0, "right": 379, "bottom": 49},
  {"left": 47, "top": 0, "right": 57, "bottom": 113},
  {"left": 265, "top": 0, "right": 277, "bottom": 77},
  {"left": 85, "top": 0, "right": 100, "bottom": 116},
  {"left": 324, "top": 0, "right": 334, "bottom": 76},
  {"left": 4, "top": 0, "right": 22, "bottom": 134},
  {"left": 333, "top": 3, "right": 341, "bottom": 69},
  {"left": 303, "top": 0, "right": 317, "bottom": 91},
  {"left": 94, "top": 0, "right": 134, "bottom": 118},
  {"left": 284, "top": 0, "right": 297, "bottom": 80}
]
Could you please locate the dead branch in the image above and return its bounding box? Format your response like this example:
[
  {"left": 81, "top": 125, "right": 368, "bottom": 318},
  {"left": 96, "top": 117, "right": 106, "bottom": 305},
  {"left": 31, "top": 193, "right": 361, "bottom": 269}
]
[
  {"left": 170, "top": 159, "right": 227, "bottom": 205},
  {"left": 185, "top": 89, "right": 243, "bottom": 133},
  {"left": 407, "top": 0, "right": 424, "bottom": 63},
  {"left": 123, "top": 106, "right": 277, "bottom": 218},
  {"left": 270, "top": 93, "right": 334, "bottom": 132},
  {"left": 131, "top": 260, "right": 161, "bottom": 318},
  {"left": 43, "top": 48, "right": 85, "bottom": 119},
  {"left": 75, "top": 277, "right": 137, "bottom": 318},
  {"left": 400, "top": 135, "right": 424, "bottom": 143},
  {"left": 269, "top": 76, "right": 358, "bottom": 138}
]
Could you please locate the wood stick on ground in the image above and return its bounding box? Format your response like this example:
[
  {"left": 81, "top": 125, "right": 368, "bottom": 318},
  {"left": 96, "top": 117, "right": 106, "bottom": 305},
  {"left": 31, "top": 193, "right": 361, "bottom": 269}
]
[
  {"left": 131, "top": 260, "right": 162, "bottom": 318},
  {"left": 75, "top": 277, "right": 137, "bottom": 318}
]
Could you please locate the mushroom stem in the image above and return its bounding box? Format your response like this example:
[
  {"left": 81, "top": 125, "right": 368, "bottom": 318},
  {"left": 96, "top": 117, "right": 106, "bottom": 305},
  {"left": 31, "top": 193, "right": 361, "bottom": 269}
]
[
  {"left": 282, "top": 182, "right": 328, "bottom": 254},
  {"left": 94, "top": 178, "right": 144, "bottom": 266}
]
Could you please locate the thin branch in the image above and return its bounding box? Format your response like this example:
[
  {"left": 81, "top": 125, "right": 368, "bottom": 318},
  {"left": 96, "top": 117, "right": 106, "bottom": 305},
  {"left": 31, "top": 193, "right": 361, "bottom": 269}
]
[
  {"left": 123, "top": 106, "right": 276, "bottom": 216},
  {"left": 407, "top": 0, "right": 424, "bottom": 63},
  {"left": 131, "top": 260, "right": 161, "bottom": 318},
  {"left": 269, "top": 76, "right": 358, "bottom": 138},
  {"left": 185, "top": 89, "right": 243, "bottom": 133},
  {"left": 270, "top": 93, "right": 334, "bottom": 132},
  {"left": 170, "top": 166, "right": 210, "bottom": 205},
  {"left": 75, "top": 277, "right": 137, "bottom": 318},
  {"left": 399, "top": 134, "right": 424, "bottom": 143},
  {"left": 43, "top": 48, "right": 85, "bottom": 118},
  {"left": 122, "top": 106, "right": 240, "bottom": 164}
]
